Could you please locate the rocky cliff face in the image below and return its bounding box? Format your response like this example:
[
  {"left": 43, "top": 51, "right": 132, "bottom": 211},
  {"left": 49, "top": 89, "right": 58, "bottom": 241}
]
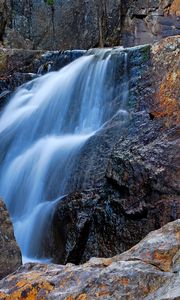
[
  {"left": 121, "top": 0, "right": 180, "bottom": 46},
  {"left": 44, "top": 36, "right": 179, "bottom": 264},
  {"left": 0, "top": 220, "right": 179, "bottom": 299},
  {"left": 0, "top": 199, "right": 22, "bottom": 279},
  {"left": 0, "top": 0, "right": 121, "bottom": 50},
  {"left": 0, "top": 0, "right": 179, "bottom": 50},
  {"left": 0, "top": 36, "right": 179, "bottom": 265}
]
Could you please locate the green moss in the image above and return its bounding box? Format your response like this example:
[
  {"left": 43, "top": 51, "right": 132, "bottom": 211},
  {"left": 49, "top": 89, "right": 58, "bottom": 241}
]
[
  {"left": 44, "top": 0, "right": 54, "bottom": 5},
  {"left": 140, "top": 46, "right": 151, "bottom": 63}
]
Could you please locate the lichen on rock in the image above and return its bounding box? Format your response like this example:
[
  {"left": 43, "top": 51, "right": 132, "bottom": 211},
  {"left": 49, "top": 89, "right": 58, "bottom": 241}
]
[{"left": 0, "top": 220, "right": 179, "bottom": 299}]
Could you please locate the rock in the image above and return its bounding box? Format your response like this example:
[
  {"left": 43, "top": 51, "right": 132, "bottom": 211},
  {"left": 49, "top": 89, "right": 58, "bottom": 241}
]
[
  {"left": 121, "top": 0, "right": 180, "bottom": 47},
  {"left": 0, "top": 48, "right": 43, "bottom": 108},
  {"left": 0, "top": 0, "right": 11, "bottom": 43},
  {"left": 0, "top": 48, "right": 85, "bottom": 77},
  {"left": 0, "top": 220, "right": 179, "bottom": 299},
  {"left": 1, "top": 0, "right": 122, "bottom": 50},
  {"left": 116, "top": 219, "right": 180, "bottom": 273},
  {"left": 0, "top": 48, "right": 43, "bottom": 77},
  {"left": 106, "top": 114, "right": 180, "bottom": 215},
  {"left": 48, "top": 111, "right": 180, "bottom": 264},
  {"left": 0, "top": 32, "right": 179, "bottom": 284},
  {"left": 0, "top": 199, "right": 22, "bottom": 279},
  {"left": 42, "top": 36, "right": 179, "bottom": 264},
  {"left": 150, "top": 35, "right": 180, "bottom": 126},
  {"left": 0, "top": 0, "right": 180, "bottom": 50}
]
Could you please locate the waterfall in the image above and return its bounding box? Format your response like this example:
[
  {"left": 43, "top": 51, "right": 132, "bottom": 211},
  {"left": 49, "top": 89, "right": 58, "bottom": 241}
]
[{"left": 0, "top": 49, "right": 129, "bottom": 262}]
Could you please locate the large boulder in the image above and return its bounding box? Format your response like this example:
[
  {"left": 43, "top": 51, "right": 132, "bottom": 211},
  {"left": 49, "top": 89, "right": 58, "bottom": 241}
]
[
  {"left": 0, "top": 220, "right": 179, "bottom": 299},
  {"left": 0, "top": 199, "right": 22, "bottom": 279}
]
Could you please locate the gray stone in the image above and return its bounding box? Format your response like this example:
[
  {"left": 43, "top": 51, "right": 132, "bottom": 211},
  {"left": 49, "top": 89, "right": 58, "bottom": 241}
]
[
  {"left": 1, "top": 0, "right": 180, "bottom": 50},
  {"left": 0, "top": 220, "right": 179, "bottom": 300}
]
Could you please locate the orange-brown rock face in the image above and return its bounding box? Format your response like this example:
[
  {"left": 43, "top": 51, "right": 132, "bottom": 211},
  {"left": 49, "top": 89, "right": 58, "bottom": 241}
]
[
  {"left": 0, "top": 199, "right": 22, "bottom": 280},
  {"left": 0, "top": 220, "right": 179, "bottom": 300},
  {"left": 151, "top": 35, "right": 180, "bottom": 126},
  {"left": 170, "top": 0, "right": 180, "bottom": 16}
]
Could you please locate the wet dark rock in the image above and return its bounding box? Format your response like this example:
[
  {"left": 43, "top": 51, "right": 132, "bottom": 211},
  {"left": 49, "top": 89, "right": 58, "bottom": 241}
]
[
  {"left": 0, "top": 48, "right": 85, "bottom": 77},
  {"left": 36, "top": 50, "right": 86, "bottom": 74},
  {"left": 0, "top": 199, "right": 22, "bottom": 279},
  {"left": 107, "top": 114, "right": 180, "bottom": 205},
  {"left": 49, "top": 111, "right": 180, "bottom": 264},
  {"left": 0, "top": 89, "right": 11, "bottom": 110},
  {"left": 43, "top": 36, "right": 180, "bottom": 264}
]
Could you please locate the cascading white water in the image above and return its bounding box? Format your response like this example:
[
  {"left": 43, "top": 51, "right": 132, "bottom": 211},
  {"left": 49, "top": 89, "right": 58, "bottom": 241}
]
[{"left": 0, "top": 49, "right": 129, "bottom": 262}]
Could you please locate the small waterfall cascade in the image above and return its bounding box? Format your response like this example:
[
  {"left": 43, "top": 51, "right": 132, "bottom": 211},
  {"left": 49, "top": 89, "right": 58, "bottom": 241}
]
[{"left": 0, "top": 48, "right": 129, "bottom": 262}]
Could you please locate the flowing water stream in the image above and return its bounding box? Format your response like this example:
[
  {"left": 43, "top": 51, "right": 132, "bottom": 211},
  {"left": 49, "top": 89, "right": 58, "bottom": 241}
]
[{"left": 0, "top": 48, "right": 129, "bottom": 262}]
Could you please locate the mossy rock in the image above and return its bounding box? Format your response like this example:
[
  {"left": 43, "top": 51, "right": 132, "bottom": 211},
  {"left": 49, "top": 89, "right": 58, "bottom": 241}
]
[
  {"left": 0, "top": 50, "right": 7, "bottom": 74},
  {"left": 140, "top": 45, "right": 151, "bottom": 63},
  {"left": 44, "top": 0, "right": 55, "bottom": 5}
]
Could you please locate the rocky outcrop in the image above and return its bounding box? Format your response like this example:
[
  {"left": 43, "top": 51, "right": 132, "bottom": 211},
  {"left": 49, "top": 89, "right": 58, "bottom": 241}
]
[
  {"left": 0, "top": 0, "right": 180, "bottom": 50},
  {"left": 42, "top": 36, "right": 179, "bottom": 264},
  {"left": 48, "top": 112, "right": 180, "bottom": 264},
  {"left": 0, "top": 48, "right": 85, "bottom": 77},
  {"left": 121, "top": 0, "right": 180, "bottom": 46},
  {"left": 0, "top": 33, "right": 179, "bottom": 274},
  {"left": 1, "top": 0, "right": 121, "bottom": 50},
  {"left": 0, "top": 199, "right": 22, "bottom": 279},
  {"left": 0, "top": 220, "right": 179, "bottom": 299}
]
